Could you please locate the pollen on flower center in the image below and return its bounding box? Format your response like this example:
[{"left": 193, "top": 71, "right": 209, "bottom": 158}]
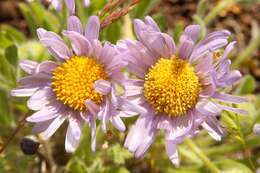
[
  {"left": 144, "top": 56, "right": 201, "bottom": 116},
  {"left": 52, "top": 56, "right": 107, "bottom": 111}
]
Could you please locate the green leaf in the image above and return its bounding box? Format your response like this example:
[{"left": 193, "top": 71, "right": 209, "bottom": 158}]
[
  {"left": 133, "top": 0, "right": 157, "bottom": 19},
  {"left": 5, "top": 45, "right": 18, "bottom": 67},
  {"left": 152, "top": 14, "right": 166, "bottom": 32},
  {"left": 215, "top": 159, "right": 253, "bottom": 173},
  {"left": 235, "top": 75, "right": 255, "bottom": 95},
  {"left": 0, "top": 54, "right": 10, "bottom": 77},
  {"left": 1, "top": 25, "right": 26, "bottom": 43},
  {"left": 173, "top": 22, "right": 184, "bottom": 44},
  {"left": 0, "top": 31, "right": 14, "bottom": 49},
  {"left": 104, "top": 21, "right": 121, "bottom": 44},
  {"left": 0, "top": 89, "right": 11, "bottom": 125},
  {"left": 19, "top": 3, "right": 37, "bottom": 37},
  {"left": 196, "top": 0, "right": 207, "bottom": 17}
]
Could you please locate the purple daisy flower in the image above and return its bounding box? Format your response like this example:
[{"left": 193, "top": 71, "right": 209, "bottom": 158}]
[
  {"left": 117, "top": 16, "right": 249, "bottom": 165},
  {"left": 11, "top": 15, "right": 135, "bottom": 153},
  {"left": 27, "top": 0, "right": 90, "bottom": 15}
]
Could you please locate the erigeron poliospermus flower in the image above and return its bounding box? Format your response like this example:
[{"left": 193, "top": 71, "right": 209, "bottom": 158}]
[
  {"left": 27, "top": 0, "right": 90, "bottom": 15},
  {"left": 11, "top": 15, "right": 141, "bottom": 153},
  {"left": 117, "top": 16, "right": 249, "bottom": 165}
]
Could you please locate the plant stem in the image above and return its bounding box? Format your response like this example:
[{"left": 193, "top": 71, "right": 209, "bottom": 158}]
[
  {"left": 232, "top": 31, "right": 260, "bottom": 68},
  {"left": 185, "top": 138, "right": 221, "bottom": 173},
  {"left": 204, "top": 0, "right": 234, "bottom": 26},
  {"left": 0, "top": 112, "right": 31, "bottom": 153}
]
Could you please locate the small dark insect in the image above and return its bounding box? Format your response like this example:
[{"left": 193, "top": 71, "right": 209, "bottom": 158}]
[{"left": 20, "top": 137, "right": 40, "bottom": 155}]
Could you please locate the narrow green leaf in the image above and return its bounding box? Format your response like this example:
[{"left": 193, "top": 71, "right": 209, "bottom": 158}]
[
  {"left": 19, "top": 3, "right": 37, "bottom": 37},
  {"left": 197, "top": 0, "right": 207, "bottom": 17},
  {"left": 235, "top": 75, "right": 255, "bottom": 95},
  {"left": 105, "top": 21, "right": 121, "bottom": 44},
  {"left": 1, "top": 25, "right": 26, "bottom": 43},
  {"left": 0, "top": 89, "right": 11, "bottom": 125},
  {"left": 152, "top": 14, "right": 166, "bottom": 32},
  {"left": 5, "top": 45, "right": 18, "bottom": 67},
  {"left": 0, "top": 54, "right": 10, "bottom": 77},
  {"left": 215, "top": 159, "right": 253, "bottom": 173},
  {"left": 172, "top": 22, "right": 183, "bottom": 44},
  {"left": 133, "top": 0, "right": 157, "bottom": 19}
]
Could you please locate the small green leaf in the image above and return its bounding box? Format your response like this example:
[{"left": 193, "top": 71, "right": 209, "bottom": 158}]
[
  {"left": 5, "top": 45, "right": 18, "bottom": 67},
  {"left": 0, "top": 31, "right": 14, "bottom": 49},
  {"left": 1, "top": 25, "right": 26, "bottom": 43},
  {"left": 0, "top": 89, "right": 11, "bottom": 125},
  {"left": 0, "top": 54, "right": 10, "bottom": 77},
  {"left": 235, "top": 75, "right": 255, "bottom": 95}
]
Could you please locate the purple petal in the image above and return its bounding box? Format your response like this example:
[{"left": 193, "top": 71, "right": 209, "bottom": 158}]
[
  {"left": 51, "top": 0, "right": 63, "bottom": 12},
  {"left": 27, "top": 87, "right": 55, "bottom": 110},
  {"left": 253, "top": 124, "right": 260, "bottom": 136},
  {"left": 42, "top": 110, "right": 68, "bottom": 139},
  {"left": 189, "top": 30, "right": 230, "bottom": 63},
  {"left": 178, "top": 35, "right": 194, "bottom": 60},
  {"left": 85, "top": 99, "right": 100, "bottom": 115},
  {"left": 82, "top": 0, "right": 90, "bottom": 7},
  {"left": 67, "top": 16, "right": 83, "bottom": 34},
  {"left": 144, "top": 16, "right": 160, "bottom": 32},
  {"left": 94, "top": 79, "right": 111, "bottom": 95},
  {"left": 18, "top": 74, "right": 52, "bottom": 86},
  {"left": 62, "top": 30, "right": 92, "bottom": 56},
  {"left": 32, "top": 119, "right": 53, "bottom": 134},
  {"left": 65, "top": 114, "right": 83, "bottom": 153},
  {"left": 214, "top": 102, "right": 249, "bottom": 114},
  {"left": 85, "top": 15, "right": 100, "bottom": 40},
  {"left": 199, "top": 83, "right": 215, "bottom": 97},
  {"left": 211, "top": 92, "right": 249, "bottom": 103},
  {"left": 65, "top": 0, "right": 75, "bottom": 15},
  {"left": 217, "top": 70, "right": 242, "bottom": 88},
  {"left": 11, "top": 86, "right": 38, "bottom": 97},
  {"left": 196, "top": 100, "right": 221, "bottom": 116},
  {"left": 165, "top": 112, "right": 193, "bottom": 141},
  {"left": 40, "top": 38, "right": 72, "bottom": 61},
  {"left": 124, "top": 114, "right": 159, "bottom": 158},
  {"left": 89, "top": 114, "right": 96, "bottom": 153},
  {"left": 80, "top": 111, "right": 90, "bottom": 123},
  {"left": 110, "top": 114, "right": 126, "bottom": 131},
  {"left": 195, "top": 53, "right": 213, "bottom": 75},
  {"left": 35, "top": 61, "right": 59, "bottom": 75},
  {"left": 98, "top": 97, "right": 110, "bottom": 133},
  {"left": 201, "top": 116, "right": 227, "bottom": 141},
  {"left": 19, "top": 60, "right": 38, "bottom": 74},
  {"left": 184, "top": 25, "right": 200, "bottom": 43},
  {"left": 214, "top": 41, "right": 236, "bottom": 67},
  {"left": 26, "top": 104, "right": 61, "bottom": 122},
  {"left": 165, "top": 140, "right": 179, "bottom": 165}
]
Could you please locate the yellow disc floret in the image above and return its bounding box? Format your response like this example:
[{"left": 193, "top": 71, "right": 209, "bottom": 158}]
[
  {"left": 144, "top": 56, "right": 201, "bottom": 116},
  {"left": 52, "top": 56, "right": 107, "bottom": 111}
]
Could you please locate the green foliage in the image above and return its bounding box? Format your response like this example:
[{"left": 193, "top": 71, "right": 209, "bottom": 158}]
[{"left": 235, "top": 75, "right": 255, "bottom": 95}]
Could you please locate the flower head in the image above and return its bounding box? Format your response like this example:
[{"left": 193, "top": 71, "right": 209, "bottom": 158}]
[
  {"left": 118, "top": 16, "right": 249, "bottom": 165},
  {"left": 11, "top": 15, "right": 129, "bottom": 153}
]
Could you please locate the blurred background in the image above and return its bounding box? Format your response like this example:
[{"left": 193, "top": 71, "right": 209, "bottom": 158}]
[{"left": 0, "top": 0, "right": 260, "bottom": 172}]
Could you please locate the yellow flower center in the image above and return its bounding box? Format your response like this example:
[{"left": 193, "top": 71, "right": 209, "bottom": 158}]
[
  {"left": 52, "top": 56, "right": 107, "bottom": 111},
  {"left": 144, "top": 56, "right": 201, "bottom": 116}
]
